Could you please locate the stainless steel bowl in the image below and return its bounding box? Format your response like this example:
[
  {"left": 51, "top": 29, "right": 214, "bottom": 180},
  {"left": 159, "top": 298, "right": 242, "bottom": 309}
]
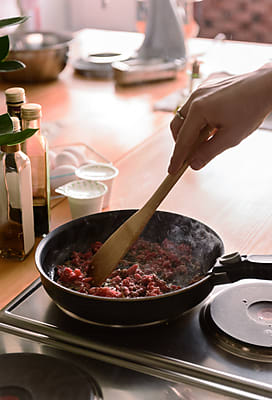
[{"left": 1, "top": 31, "right": 73, "bottom": 83}]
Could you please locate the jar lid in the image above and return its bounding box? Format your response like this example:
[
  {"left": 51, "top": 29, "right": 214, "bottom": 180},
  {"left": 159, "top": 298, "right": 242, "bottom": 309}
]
[
  {"left": 5, "top": 87, "right": 25, "bottom": 103},
  {"left": 75, "top": 162, "right": 119, "bottom": 181},
  {"left": 21, "top": 103, "right": 42, "bottom": 120}
]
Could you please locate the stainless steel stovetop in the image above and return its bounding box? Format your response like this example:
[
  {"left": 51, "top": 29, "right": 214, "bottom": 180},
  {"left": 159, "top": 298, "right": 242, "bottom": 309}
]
[{"left": 0, "top": 279, "right": 271, "bottom": 400}]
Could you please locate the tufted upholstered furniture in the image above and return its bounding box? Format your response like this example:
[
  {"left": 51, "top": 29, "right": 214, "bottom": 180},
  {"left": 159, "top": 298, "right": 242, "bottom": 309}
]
[{"left": 195, "top": 0, "right": 272, "bottom": 43}]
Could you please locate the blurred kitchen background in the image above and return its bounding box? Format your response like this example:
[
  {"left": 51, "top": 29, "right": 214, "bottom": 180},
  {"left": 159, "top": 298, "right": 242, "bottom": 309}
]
[{"left": 2, "top": 0, "right": 272, "bottom": 44}]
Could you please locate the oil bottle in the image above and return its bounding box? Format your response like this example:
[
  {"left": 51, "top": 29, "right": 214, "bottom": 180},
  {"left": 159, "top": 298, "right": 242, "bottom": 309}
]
[
  {"left": 0, "top": 117, "right": 35, "bottom": 260},
  {"left": 21, "top": 103, "right": 50, "bottom": 237}
]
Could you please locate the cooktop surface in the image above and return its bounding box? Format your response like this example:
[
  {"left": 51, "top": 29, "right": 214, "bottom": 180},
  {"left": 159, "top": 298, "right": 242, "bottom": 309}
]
[{"left": 0, "top": 279, "right": 271, "bottom": 400}]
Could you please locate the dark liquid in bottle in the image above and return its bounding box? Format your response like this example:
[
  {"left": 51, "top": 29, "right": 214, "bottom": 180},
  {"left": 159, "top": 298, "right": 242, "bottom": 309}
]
[
  {"left": 9, "top": 206, "right": 22, "bottom": 224},
  {"left": 0, "top": 220, "right": 25, "bottom": 260},
  {"left": 33, "top": 204, "right": 49, "bottom": 237}
]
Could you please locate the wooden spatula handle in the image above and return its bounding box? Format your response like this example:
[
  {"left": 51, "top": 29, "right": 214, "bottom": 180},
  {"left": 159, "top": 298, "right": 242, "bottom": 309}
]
[
  {"left": 141, "top": 124, "right": 213, "bottom": 217},
  {"left": 141, "top": 161, "right": 189, "bottom": 215},
  {"left": 91, "top": 125, "right": 212, "bottom": 285}
]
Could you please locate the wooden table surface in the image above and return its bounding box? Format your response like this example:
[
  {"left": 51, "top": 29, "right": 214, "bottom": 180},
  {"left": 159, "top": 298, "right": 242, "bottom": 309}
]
[{"left": 0, "top": 29, "right": 272, "bottom": 309}]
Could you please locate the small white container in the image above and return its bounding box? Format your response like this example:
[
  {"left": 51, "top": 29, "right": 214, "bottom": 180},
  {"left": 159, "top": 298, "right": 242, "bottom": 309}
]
[
  {"left": 75, "top": 163, "right": 119, "bottom": 208},
  {"left": 55, "top": 180, "right": 107, "bottom": 219},
  {"left": 49, "top": 143, "right": 111, "bottom": 199}
]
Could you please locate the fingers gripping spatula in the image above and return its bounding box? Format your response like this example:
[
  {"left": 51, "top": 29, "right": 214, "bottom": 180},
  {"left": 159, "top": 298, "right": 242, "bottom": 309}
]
[{"left": 91, "top": 126, "right": 212, "bottom": 285}]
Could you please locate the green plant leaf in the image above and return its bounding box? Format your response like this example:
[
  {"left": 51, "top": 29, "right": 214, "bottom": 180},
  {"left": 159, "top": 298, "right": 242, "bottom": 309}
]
[
  {"left": 0, "top": 113, "right": 38, "bottom": 145},
  {"left": 0, "top": 128, "right": 38, "bottom": 146},
  {"left": 0, "top": 35, "right": 9, "bottom": 62},
  {"left": 0, "top": 16, "right": 31, "bottom": 145},
  {"left": 0, "top": 60, "right": 25, "bottom": 72},
  {"left": 0, "top": 113, "right": 13, "bottom": 135},
  {"left": 0, "top": 16, "right": 28, "bottom": 29}
]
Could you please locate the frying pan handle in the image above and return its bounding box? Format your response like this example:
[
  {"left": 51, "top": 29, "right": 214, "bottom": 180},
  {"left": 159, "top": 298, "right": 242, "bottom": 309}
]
[{"left": 212, "top": 252, "right": 272, "bottom": 284}]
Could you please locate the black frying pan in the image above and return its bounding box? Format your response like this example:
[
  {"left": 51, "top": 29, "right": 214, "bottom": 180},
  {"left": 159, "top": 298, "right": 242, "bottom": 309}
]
[{"left": 35, "top": 210, "right": 272, "bottom": 327}]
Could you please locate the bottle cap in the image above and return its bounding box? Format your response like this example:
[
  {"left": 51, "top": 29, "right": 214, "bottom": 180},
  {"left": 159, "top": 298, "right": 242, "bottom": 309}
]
[
  {"left": 5, "top": 87, "right": 25, "bottom": 104},
  {"left": 11, "top": 116, "right": 21, "bottom": 133},
  {"left": 21, "top": 103, "right": 42, "bottom": 120}
]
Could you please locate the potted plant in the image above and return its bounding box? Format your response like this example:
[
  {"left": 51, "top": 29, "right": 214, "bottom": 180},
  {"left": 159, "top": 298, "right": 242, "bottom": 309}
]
[{"left": 0, "top": 16, "right": 37, "bottom": 144}]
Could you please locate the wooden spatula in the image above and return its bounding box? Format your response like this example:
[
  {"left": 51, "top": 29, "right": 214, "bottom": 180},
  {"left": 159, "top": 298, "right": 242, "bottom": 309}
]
[{"left": 91, "top": 125, "right": 212, "bottom": 285}]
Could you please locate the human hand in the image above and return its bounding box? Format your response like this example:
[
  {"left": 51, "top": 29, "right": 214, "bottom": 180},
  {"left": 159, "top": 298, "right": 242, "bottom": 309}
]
[{"left": 168, "top": 65, "right": 272, "bottom": 174}]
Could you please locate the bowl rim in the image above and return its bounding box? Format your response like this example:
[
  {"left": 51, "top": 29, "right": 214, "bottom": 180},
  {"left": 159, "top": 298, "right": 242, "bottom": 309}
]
[{"left": 9, "top": 30, "right": 73, "bottom": 52}]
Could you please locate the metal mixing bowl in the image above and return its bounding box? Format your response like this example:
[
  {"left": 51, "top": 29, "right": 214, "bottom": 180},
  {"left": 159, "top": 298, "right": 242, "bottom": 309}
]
[{"left": 1, "top": 31, "right": 73, "bottom": 83}]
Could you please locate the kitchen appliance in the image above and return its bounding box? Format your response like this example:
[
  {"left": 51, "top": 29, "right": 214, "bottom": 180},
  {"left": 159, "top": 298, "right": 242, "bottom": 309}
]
[
  {"left": 73, "top": 0, "right": 186, "bottom": 84},
  {"left": 1, "top": 212, "right": 272, "bottom": 398},
  {"left": 0, "top": 278, "right": 271, "bottom": 399},
  {"left": 112, "top": 0, "right": 187, "bottom": 85}
]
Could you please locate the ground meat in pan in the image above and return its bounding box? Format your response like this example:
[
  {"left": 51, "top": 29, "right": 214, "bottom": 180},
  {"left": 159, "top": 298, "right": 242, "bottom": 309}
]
[{"left": 56, "top": 238, "right": 204, "bottom": 298}]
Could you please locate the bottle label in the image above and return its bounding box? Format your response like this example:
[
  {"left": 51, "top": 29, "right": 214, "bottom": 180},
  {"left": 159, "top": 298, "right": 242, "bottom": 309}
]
[{"left": 0, "top": 152, "right": 35, "bottom": 259}]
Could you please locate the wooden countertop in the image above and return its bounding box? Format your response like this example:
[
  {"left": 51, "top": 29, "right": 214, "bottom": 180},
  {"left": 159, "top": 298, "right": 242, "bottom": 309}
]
[{"left": 1, "top": 30, "right": 272, "bottom": 309}]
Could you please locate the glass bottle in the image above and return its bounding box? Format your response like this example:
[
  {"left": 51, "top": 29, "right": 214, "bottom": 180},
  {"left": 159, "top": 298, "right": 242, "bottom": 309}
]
[
  {"left": 188, "top": 59, "right": 202, "bottom": 93},
  {"left": 0, "top": 117, "right": 35, "bottom": 260},
  {"left": 5, "top": 87, "right": 26, "bottom": 122},
  {"left": 21, "top": 103, "right": 50, "bottom": 237}
]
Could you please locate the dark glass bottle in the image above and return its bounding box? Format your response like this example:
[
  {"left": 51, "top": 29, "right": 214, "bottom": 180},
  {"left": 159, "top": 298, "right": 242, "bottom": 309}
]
[
  {"left": 5, "top": 87, "right": 26, "bottom": 122},
  {"left": 0, "top": 117, "right": 35, "bottom": 260},
  {"left": 21, "top": 103, "right": 50, "bottom": 237}
]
